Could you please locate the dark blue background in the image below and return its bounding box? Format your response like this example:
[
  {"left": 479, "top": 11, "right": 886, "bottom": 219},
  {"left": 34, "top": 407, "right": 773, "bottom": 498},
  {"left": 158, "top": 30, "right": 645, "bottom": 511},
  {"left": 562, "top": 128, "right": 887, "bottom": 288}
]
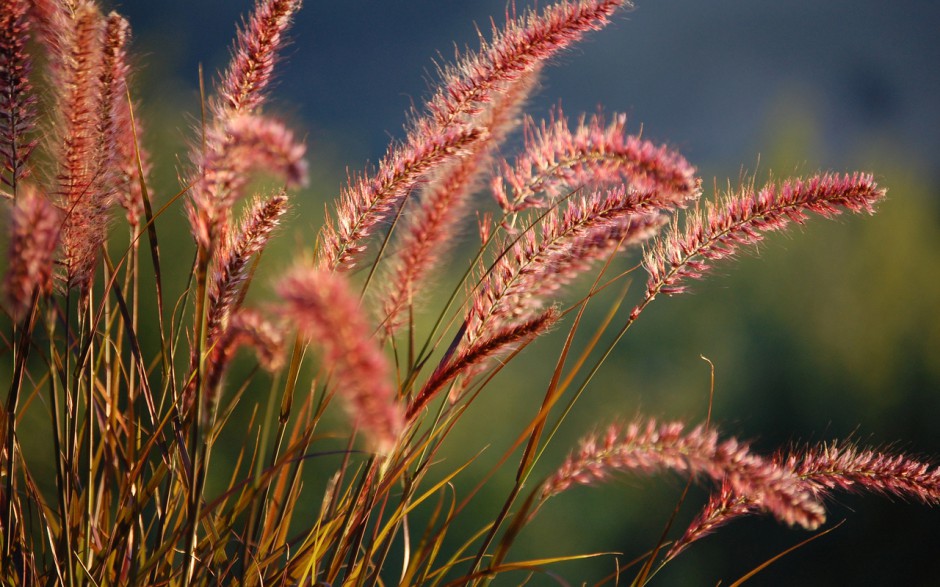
[{"left": 114, "top": 0, "right": 940, "bottom": 176}]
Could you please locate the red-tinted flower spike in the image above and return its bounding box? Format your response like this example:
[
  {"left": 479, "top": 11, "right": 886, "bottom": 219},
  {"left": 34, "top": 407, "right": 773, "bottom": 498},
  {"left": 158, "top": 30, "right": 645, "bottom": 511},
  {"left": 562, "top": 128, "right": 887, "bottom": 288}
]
[
  {"left": 668, "top": 441, "right": 940, "bottom": 560},
  {"left": 665, "top": 480, "right": 753, "bottom": 561},
  {"left": 100, "top": 11, "right": 150, "bottom": 229},
  {"left": 408, "top": 307, "right": 561, "bottom": 419},
  {"left": 55, "top": 3, "right": 111, "bottom": 291},
  {"left": 0, "top": 0, "right": 39, "bottom": 195},
  {"left": 207, "top": 190, "right": 290, "bottom": 344},
  {"left": 203, "top": 308, "right": 285, "bottom": 410},
  {"left": 320, "top": 0, "right": 631, "bottom": 273},
  {"left": 429, "top": 0, "right": 631, "bottom": 128},
  {"left": 186, "top": 0, "right": 303, "bottom": 250},
  {"left": 468, "top": 186, "right": 666, "bottom": 346},
  {"left": 319, "top": 125, "right": 485, "bottom": 272},
  {"left": 493, "top": 110, "right": 698, "bottom": 213},
  {"left": 277, "top": 266, "right": 405, "bottom": 455},
  {"left": 4, "top": 184, "right": 60, "bottom": 322},
  {"left": 382, "top": 71, "right": 541, "bottom": 335},
  {"left": 187, "top": 113, "right": 306, "bottom": 249},
  {"left": 787, "top": 442, "right": 940, "bottom": 505},
  {"left": 215, "top": 0, "right": 302, "bottom": 120},
  {"left": 636, "top": 172, "right": 886, "bottom": 319},
  {"left": 542, "top": 418, "right": 825, "bottom": 530}
]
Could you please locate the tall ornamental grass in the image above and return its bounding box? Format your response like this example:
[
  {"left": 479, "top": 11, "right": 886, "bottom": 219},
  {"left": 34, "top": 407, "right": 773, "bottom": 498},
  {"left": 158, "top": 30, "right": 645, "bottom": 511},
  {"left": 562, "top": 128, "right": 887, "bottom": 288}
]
[{"left": 1, "top": 0, "right": 937, "bottom": 585}]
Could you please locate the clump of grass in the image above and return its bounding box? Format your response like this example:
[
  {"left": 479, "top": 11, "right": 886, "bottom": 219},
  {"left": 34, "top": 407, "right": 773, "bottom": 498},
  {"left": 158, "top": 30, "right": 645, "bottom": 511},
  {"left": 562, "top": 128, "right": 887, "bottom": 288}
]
[{"left": 0, "top": 0, "right": 935, "bottom": 585}]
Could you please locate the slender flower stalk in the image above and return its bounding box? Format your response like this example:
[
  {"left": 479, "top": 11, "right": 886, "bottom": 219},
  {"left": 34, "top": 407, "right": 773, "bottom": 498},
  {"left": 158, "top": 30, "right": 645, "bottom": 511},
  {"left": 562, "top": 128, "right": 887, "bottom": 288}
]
[
  {"left": 382, "top": 70, "right": 541, "bottom": 334},
  {"left": 0, "top": 0, "right": 38, "bottom": 196},
  {"left": 180, "top": 7, "right": 302, "bottom": 579},
  {"left": 214, "top": 0, "right": 302, "bottom": 120},
  {"left": 319, "top": 0, "right": 631, "bottom": 272},
  {"left": 318, "top": 125, "right": 485, "bottom": 272},
  {"left": 207, "top": 190, "right": 290, "bottom": 344},
  {"left": 668, "top": 442, "right": 940, "bottom": 560},
  {"left": 541, "top": 418, "right": 826, "bottom": 530},
  {"left": 277, "top": 265, "right": 405, "bottom": 455},
  {"left": 4, "top": 184, "right": 60, "bottom": 321},
  {"left": 407, "top": 307, "right": 561, "bottom": 419},
  {"left": 468, "top": 186, "right": 666, "bottom": 345},
  {"left": 187, "top": 114, "right": 306, "bottom": 250},
  {"left": 493, "top": 110, "right": 699, "bottom": 213},
  {"left": 635, "top": 172, "right": 886, "bottom": 319}
]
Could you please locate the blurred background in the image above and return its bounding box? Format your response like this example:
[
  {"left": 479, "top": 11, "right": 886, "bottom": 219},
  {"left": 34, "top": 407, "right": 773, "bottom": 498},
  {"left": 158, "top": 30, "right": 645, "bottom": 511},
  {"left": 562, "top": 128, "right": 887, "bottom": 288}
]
[{"left": 104, "top": 0, "right": 940, "bottom": 584}]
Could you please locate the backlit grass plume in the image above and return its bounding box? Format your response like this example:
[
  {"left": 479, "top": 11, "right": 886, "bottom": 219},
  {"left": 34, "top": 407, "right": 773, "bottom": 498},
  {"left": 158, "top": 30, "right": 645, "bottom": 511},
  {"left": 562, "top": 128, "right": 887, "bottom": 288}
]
[
  {"left": 1, "top": 0, "right": 934, "bottom": 585},
  {"left": 539, "top": 418, "right": 826, "bottom": 530}
]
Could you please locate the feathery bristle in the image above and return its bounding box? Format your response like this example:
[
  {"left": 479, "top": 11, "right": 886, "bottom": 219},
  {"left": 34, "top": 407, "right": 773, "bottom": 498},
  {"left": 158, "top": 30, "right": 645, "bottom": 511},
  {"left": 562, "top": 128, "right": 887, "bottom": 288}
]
[
  {"left": 636, "top": 172, "right": 886, "bottom": 318},
  {"left": 207, "top": 190, "right": 290, "bottom": 344},
  {"left": 542, "top": 418, "right": 826, "bottom": 530},
  {"left": 493, "top": 110, "right": 699, "bottom": 213},
  {"left": 187, "top": 114, "right": 306, "bottom": 249},
  {"left": 4, "top": 184, "right": 60, "bottom": 321},
  {"left": 0, "top": 0, "right": 38, "bottom": 194},
  {"left": 277, "top": 265, "right": 404, "bottom": 455}
]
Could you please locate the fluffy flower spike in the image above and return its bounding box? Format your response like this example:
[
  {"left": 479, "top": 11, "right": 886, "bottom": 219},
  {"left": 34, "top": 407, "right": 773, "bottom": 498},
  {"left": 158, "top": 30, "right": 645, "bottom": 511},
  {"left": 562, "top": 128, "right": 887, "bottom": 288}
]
[
  {"left": 542, "top": 418, "right": 826, "bottom": 530},
  {"left": 4, "top": 185, "right": 60, "bottom": 321},
  {"left": 636, "top": 172, "right": 886, "bottom": 318},
  {"left": 277, "top": 266, "right": 405, "bottom": 455},
  {"left": 493, "top": 109, "right": 699, "bottom": 213}
]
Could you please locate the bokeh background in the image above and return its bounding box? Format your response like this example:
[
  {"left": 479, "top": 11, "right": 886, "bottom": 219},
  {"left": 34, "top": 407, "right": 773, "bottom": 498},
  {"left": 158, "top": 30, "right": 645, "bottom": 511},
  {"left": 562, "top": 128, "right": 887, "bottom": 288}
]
[{"left": 102, "top": 1, "right": 940, "bottom": 584}]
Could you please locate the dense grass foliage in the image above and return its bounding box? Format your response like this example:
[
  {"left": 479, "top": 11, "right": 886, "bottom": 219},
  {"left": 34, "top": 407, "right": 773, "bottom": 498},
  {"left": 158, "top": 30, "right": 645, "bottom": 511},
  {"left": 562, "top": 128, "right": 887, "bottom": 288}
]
[{"left": 1, "top": 1, "right": 937, "bottom": 585}]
